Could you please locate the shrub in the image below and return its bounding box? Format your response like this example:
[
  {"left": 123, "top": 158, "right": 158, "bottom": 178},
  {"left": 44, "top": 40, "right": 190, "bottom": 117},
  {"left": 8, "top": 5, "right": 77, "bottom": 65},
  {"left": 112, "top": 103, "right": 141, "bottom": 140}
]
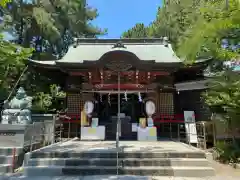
[{"left": 215, "top": 140, "right": 240, "bottom": 163}]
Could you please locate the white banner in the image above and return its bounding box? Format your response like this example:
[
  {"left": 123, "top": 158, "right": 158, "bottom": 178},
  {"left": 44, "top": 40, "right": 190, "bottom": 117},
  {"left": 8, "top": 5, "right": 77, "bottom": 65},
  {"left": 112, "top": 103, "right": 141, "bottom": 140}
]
[
  {"left": 184, "top": 111, "right": 198, "bottom": 143},
  {"left": 137, "top": 127, "right": 157, "bottom": 141},
  {"left": 81, "top": 126, "right": 105, "bottom": 140},
  {"left": 91, "top": 118, "right": 99, "bottom": 127},
  {"left": 132, "top": 123, "right": 138, "bottom": 132},
  {"left": 147, "top": 118, "right": 154, "bottom": 127}
]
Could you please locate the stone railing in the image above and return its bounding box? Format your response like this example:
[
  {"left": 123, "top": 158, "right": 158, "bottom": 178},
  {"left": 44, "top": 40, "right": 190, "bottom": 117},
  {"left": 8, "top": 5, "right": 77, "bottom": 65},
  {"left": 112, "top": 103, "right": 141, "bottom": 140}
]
[{"left": 0, "top": 114, "right": 56, "bottom": 148}]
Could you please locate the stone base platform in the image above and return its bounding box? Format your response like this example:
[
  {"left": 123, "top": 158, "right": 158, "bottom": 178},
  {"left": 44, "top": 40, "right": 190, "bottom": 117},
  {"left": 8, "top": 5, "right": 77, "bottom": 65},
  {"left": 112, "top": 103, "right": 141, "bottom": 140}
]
[
  {"left": 23, "top": 139, "right": 215, "bottom": 177},
  {"left": 26, "top": 140, "right": 203, "bottom": 153}
]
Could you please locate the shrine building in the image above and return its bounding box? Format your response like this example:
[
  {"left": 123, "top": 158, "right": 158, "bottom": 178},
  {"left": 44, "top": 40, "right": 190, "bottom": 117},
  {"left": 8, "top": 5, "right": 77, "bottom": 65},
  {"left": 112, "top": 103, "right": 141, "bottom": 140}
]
[{"left": 28, "top": 38, "right": 211, "bottom": 140}]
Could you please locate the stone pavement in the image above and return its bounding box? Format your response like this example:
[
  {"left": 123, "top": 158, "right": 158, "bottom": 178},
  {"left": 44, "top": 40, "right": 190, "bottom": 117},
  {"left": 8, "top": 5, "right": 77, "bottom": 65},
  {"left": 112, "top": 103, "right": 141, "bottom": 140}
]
[
  {"left": 33, "top": 140, "right": 201, "bottom": 153},
  {"left": 1, "top": 160, "right": 240, "bottom": 180},
  {"left": 2, "top": 157, "right": 237, "bottom": 180},
  {"left": 0, "top": 175, "right": 240, "bottom": 180}
]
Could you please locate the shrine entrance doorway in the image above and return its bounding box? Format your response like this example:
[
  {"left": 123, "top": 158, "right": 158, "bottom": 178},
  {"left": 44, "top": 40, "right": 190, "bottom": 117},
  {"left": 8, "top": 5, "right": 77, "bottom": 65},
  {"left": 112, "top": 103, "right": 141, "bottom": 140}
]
[{"left": 94, "top": 92, "right": 147, "bottom": 140}]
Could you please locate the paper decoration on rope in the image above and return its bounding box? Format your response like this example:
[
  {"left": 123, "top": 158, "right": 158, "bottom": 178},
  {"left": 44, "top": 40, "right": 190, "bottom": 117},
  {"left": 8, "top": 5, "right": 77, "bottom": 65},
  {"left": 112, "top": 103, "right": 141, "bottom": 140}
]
[
  {"left": 138, "top": 92, "right": 142, "bottom": 102},
  {"left": 100, "top": 94, "right": 102, "bottom": 102},
  {"left": 108, "top": 93, "right": 111, "bottom": 105},
  {"left": 124, "top": 91, "right": 128, "bottom": 101}
]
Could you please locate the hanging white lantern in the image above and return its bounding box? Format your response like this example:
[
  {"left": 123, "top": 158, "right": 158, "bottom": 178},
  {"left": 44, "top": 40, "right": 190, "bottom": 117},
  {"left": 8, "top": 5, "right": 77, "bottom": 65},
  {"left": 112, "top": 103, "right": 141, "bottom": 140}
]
[
  {"left": 138, "top": 92, "right": 142, "bottom": 102},
  {"left": 124, "top": 91, "right": 128, "bottom": 101},
  {"left": 84, "top": 101, "right": 94, "bottom": 115},
  {"left": 145, "top": 100, "right": 156, "bottom": 117}
]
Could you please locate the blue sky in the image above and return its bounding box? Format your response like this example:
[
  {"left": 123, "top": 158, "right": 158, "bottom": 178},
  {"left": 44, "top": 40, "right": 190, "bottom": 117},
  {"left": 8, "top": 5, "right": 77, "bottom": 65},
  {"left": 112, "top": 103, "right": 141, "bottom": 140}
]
[{"left": 88, "top": 0, "right": 162, "bottom": 38}]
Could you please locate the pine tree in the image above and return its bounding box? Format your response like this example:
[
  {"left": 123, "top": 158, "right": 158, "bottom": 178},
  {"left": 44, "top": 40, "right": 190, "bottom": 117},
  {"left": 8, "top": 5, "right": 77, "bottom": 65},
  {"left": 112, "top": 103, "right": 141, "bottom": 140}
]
[
  {"left": 6, "top": 0, "right": 107, "bottom": 60},
  {"left": 122, "top": 23, "right": 149, "bottom": 38}
]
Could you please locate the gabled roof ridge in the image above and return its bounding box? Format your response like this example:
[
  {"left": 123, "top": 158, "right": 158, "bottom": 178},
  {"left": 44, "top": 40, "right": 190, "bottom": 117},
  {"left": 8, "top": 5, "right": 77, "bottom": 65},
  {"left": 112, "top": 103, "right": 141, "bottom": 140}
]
[
  {"left": 74, "top": 37, "right": 169, "bottom": 45},
  {"left": 77, "top": 42, "right": 166, "bottom": 45}
]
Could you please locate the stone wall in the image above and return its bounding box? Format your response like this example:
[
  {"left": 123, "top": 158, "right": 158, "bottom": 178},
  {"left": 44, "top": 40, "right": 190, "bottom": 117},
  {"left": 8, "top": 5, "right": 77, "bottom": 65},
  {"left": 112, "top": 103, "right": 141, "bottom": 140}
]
[{"left": 0, "top": 114, "right": 55, "bottom": 147}]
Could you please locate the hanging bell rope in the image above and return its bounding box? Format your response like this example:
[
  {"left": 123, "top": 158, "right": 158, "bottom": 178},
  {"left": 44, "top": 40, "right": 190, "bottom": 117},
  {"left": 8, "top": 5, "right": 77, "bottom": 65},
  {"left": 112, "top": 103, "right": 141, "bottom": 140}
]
[{"left": 6, "top": 65, "right": 29, "bottom": 101}]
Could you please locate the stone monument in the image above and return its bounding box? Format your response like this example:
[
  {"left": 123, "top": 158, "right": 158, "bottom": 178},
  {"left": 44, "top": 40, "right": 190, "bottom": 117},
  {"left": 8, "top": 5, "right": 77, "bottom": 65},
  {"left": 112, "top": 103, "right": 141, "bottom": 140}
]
[{"left": 1, "top": 87, "right": 33, "bottom": 125}]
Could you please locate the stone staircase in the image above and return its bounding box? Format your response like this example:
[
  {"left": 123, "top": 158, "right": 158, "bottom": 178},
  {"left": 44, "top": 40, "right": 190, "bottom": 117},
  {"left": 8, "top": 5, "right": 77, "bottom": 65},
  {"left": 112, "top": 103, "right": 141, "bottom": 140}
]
[
  {"left": 23, "top": 150, "right": 215, "bottom": 177},
  {"left": 0, "top": 147, "right": 23, "bottom": 174}
]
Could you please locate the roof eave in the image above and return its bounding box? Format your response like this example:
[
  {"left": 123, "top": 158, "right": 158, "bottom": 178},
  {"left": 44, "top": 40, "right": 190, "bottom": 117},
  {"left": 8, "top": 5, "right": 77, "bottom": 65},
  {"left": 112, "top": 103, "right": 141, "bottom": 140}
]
[
  {"left": 195, "top": 57, "right": 213, "bottom": 63},
  {"left": 28, "top": 59, "right": 58, "bottom": 69}
]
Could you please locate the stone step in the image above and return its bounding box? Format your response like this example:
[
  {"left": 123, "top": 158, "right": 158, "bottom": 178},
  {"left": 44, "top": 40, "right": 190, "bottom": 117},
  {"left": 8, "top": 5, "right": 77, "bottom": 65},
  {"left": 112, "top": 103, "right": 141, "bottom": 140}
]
[
  {"left": 0, "top": 164, "right": 12, "bottom": 174},
  {"left": 27, "top": 158, "right": 210, "bottom": 167},
  {"left": 0, "top": 148, "right": 23, "bottom": 156},
  {"left": 24, "top": 166, "right": 215, "bottom": 177},
  {"left": 29, "top": 152, "right": 206, "bottom": 159},
  {"left": 0, "top": 155, "right": 17, "bottom": 165}
]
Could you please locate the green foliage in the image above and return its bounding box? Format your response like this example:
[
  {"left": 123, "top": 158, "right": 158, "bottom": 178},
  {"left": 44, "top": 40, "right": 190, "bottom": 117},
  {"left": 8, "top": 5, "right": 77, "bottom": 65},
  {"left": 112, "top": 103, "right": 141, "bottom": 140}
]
[
  {"left": 0, "top": 0, "right": 11, "bottom": 7},
  {"left": 32, "top": 84, "right": 66, "bottom": 113},
  {"left": 50, "top": 84, "right": 66, "bottom": 99},
  {"left": 0, "top": 0, "right": 105, "bottom": 111},
  {"left": 202, "top": 70, "right": 240, "bottom": 144},
  {"left": 215, "top": 141, "right": 240, "bottom": 163},
  {"left": 122, "top": 23, "right": 149, "bottom": 38},
  {"left": 123, "top": 0, "right": 239, "bottom": 63},
  {"left": 32, "top": 92, "right": 52, "bottom": 113},
  {"left": 122, "top": 0, "right": 202, "bottom": 49},
  {"left": 0, "top": 34, "right": 33, "bottom": 99},
  {"left": 203, "top": 71, "right": 240, "bottom": 112},
  {"left": 150, "top": 0, "right": 201, "bottom": 48},
  {"left": 178, "top": 0, "right": 240, "bottom": 62},
  {"left": 7, "top": 0, "right": 107, "bottom": 59}
]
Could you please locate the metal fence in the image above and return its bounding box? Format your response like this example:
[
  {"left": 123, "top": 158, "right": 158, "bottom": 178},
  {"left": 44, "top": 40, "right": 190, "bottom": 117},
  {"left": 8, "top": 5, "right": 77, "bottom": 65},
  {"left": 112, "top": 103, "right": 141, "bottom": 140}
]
[
  {"left": 55, "top": 120, "right": 215, "bottom": 149},
  {"left": 55, "top": 121, "right": 81, "bottom": 140},
  {"left": 29, "top": 113, "right": 237, "bottom": 151}
]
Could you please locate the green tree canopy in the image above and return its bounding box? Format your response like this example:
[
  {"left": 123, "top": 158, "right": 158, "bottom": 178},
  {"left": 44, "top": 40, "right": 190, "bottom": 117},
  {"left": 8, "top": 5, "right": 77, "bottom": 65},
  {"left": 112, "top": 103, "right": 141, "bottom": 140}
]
[
  {"left": 178, "top": 0, "right": 240, "bottom": 63},
  {"left": 122, "top": 0, "right": 240, "bottom": 63},
  {"left": 0, "top": 0, "right": 107, "bottom": 108},
  {"left": 121, "top": 0, "right": 202, "bottom": 49},
  {"left": 0, "top": 0, "right": 11, "bottom": 7},
  {"left": 0, "top": 14, "right": 32, "bottom": 99},
  {"left": 122, "top": 23, "right": 149, "bottom": 38},
  {"left": 5, "top": 0, "right": 107, "bottom": 60}
]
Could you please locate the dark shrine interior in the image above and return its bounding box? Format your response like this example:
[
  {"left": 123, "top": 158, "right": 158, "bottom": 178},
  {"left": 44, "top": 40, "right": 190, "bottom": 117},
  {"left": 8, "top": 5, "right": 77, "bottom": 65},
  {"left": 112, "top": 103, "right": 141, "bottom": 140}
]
[{"left": 93, "top": 93, "right": 147, "bottom": 125}]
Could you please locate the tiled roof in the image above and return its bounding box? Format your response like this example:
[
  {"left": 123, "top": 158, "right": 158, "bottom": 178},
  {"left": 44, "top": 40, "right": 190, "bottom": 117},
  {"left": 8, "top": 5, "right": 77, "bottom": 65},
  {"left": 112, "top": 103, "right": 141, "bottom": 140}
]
[{"left": 28, "top": 38, "right": 182, "bottom": 66}]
